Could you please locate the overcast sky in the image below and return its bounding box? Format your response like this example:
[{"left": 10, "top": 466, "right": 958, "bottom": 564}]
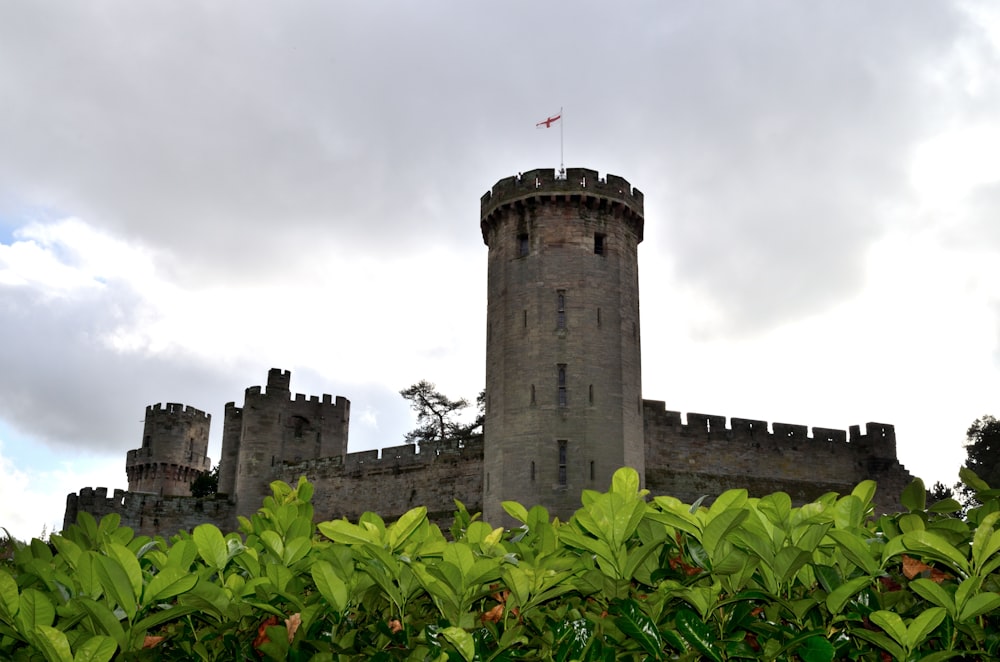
[{"left": 2, "top": 1, "right": 999, "bottom": 540}]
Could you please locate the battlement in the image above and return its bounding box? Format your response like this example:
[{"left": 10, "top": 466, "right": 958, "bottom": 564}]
[
  {"left": 267, "top": 368, "right": 291, "bottom": 392},
  {"left": 280, "top": 437, "right": 485, "bottom": 476},
  {"left": 480, "top": 168, "right": 644, "bottom": 241},
  {"left": 642, "top": 400, "right": 897, "bottom": 458},
  {"left": 145, "top": 402, "right": 210, "bottom": 420}
]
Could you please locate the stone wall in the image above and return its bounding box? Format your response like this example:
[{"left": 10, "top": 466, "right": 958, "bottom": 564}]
[
  {"left": 274, "top": 439, "right": 484, "bottom": 529},
  {"left": 643, "top": 400, "right": 912, "bottom": 512},
  {"left": 63, "top": 487, "right": 235, "bottom": 540}
]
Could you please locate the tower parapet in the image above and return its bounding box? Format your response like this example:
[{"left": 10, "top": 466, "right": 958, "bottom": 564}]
[
  {"left": 481, "top": 168, "right": 644, "bottom": 243},
  {"left": 125, "top": 403, "right": 211, "bottom": 497}
]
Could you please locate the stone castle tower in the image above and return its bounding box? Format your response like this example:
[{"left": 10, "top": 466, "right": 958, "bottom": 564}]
[
  {"left": 66, "top": 165, "right": 916, "bottom": 538},
  {"left": 480, "top": 168, "right": 646, "bottom": 523},
  {"left": 125, "top": 403, "right": 211, "bottom": 497},
  {"left": 217, "top": 368, "right": 351, "bottom": 521}
]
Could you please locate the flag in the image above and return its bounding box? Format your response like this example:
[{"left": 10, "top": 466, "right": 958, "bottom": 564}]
[{"left": 536, "top": 113, "right": 561, "bottom": 128}]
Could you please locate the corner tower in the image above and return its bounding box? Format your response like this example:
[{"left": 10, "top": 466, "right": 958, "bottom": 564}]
[
  {"left": 125, "top": 403, "right": 211, "bottom": 497},
  {"left": 480, "top": 168, "right": 645, "bottom": 523}
]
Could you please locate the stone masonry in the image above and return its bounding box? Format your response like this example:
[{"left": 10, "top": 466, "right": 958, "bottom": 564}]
[{"left": 64, "top": 168, "right": 914, "bottom": 537}]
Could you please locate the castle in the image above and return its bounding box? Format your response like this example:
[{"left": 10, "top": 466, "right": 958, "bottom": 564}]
[{"left": 64, "top": 168, "right": 914, "bottom": 537}]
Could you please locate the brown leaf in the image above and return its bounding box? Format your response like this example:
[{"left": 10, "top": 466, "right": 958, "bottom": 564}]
[
  {"left": 285, "top": 613, "right": 301, "bottom": 642},
  {"left": 902, "top": 555, "right": 952, "bottom": 583},
  {"left": 388, "top": 618, "right": 403, "bottom": 634},
  {"left": 142, "top": 635, "right": 165, "bottom": 649},
  {"left": 482, "top": 604, "right": 504, "bottom": 623},
  {"left": 254, "top": 615, "right": 280, "bottom": 649}
]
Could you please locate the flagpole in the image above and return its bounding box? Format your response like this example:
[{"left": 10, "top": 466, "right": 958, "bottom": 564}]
[{"left": 559, "top": 107, "right": 565, "bottom": 179}]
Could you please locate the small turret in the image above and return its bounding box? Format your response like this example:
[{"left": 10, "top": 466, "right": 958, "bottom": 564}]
[{"left": 125, "top": 403, "right": 212, "bottom": 497}]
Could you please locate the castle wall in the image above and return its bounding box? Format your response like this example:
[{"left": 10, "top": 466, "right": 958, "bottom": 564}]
[
  {"left": 274, "top": 439, "right": 484, "bottom": 528},
  {"left": 63, "top": 487, "right": 235, "bottom": 540},
  {"left": 642, "top": 400, "right": 912, "bottom": 511}
]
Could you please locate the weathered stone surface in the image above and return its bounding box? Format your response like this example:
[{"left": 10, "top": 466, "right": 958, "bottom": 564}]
[{"left": 64, "top": 168, "right": 914, "bottom": 536}]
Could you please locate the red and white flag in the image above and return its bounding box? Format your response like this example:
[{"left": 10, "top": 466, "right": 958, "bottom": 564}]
[{"left": 536, "top": 112, "right": 561, "bottom": 128}]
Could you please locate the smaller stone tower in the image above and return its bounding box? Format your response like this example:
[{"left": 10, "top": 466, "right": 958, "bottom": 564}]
[
  {"left": 125, "top": 403, "right": 212, "bottom": 497},
  {"left": 219, "top": 368, "right": 351, "bottom": 521}
]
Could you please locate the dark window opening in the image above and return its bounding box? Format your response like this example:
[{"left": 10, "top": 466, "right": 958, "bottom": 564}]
[
  {"left": 558, "top": 365, "right": 567, "bottom": 407},
  {"left": 597, "top": 307, "right": 601, "bottom": 327},
  {"left": 530, "top": 384, "right": 536, "bottom": 405},
  {"left": 589, "top": 384, "right": 594, "bottom": 405},
  {"left": 518, "top": 233, "right": 529, "bottom": 257},
  {"left": 530, "top": 461, "right": 535, "bottom": 482},
  {"left": 557, "top": 291, "right": 566, "bottom": 330},
  {"left": 594, "top": 233, "right": 606, "bottom": 255},
  {"left": 523, "top": 309, "right": 527, "bottom": 328},
  {"left": 590, "top": 461, "right": 595, "bottom": 481},
  {"left": 558, "top": 440, "right": 567, "bottom": 486}
]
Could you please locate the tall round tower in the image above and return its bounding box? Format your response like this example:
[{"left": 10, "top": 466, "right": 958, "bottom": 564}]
[
  {"left": 480, "top": 167, "right": 645, "bottom": 524},
  {"left": 125, "top": 403, "right": 212, "bottom": 497}
]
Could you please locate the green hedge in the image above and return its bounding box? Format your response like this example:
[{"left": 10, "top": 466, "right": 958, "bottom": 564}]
[{"left": 2, "top": 468, "right": 1000, "bottom": 660}]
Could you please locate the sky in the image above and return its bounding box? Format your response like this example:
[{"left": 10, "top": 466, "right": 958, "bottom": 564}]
[{"left": 2, "top": 1, "right": 1000, "bottom": 541}]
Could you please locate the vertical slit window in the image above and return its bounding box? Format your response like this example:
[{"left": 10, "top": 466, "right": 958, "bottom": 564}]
[
  {"left": 558, "top": 440, "right": 567, "bottom": 486},
  {"left": 556, "top": 290, "right": 566, "bottom": 330},
  {"left": 597, "top": 307, "right": 601, "bottom": 327},
  {"left": 518, "top": 233, "right": 529, "bottom": 257},
  {"left": 558, "top": 364, "right": 567, "bottom": 407},
  {"left": 530, "top": 461, "right": 535, "bottom": 482},
  {"left": 530, "top": 384, "right": 536, "bottom": 405},
  {"left": 594, "top": 233, "right": 605, "bottom": 255},
  {"left": 523, "top": 309, "right": 527, "bottom": 328},
  {"left": 590, "top": 461, "right": 595, "bottom": 481},
  {"left": 589, "top": 384, "right": 594, "bottom": 404}
]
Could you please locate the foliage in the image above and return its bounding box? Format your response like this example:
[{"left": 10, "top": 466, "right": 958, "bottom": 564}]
[
  {"left": 7, "top": 471, "right": 1000, "bottom": 659},
  {"left": 399, "top": 380, "right": 482, "bottom": 449},
  {"left": 189, "top": 465, "right": 220, "bottom": 499},
  {"left": 964, "top": 415, "right": 1000, "bottom": 487}
]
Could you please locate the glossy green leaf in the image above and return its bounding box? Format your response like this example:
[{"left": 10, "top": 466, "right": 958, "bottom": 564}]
[
  {"left": 702, "top": 508, "right": 748, "bottom": 559},
  {"left": 869, "top": 610, "right": 907, "bottom": 646},
  {"left": 0, "top": 570, "right": 18, "bottom": 620},
  {"left": 311, "top": 560, "right": 348, "bottom": 612},
  {"left": 144, "top": 566, "right": 198, "bottom": 603},
  {"left": 825, "top": 576, "right": 871, "bottom": 615},
  {"left": 834, "top": 495, "right": 865, "bottom": 529},
  {"left": 72, "top": 635, "right": 117, "bottom": 662},
  {"left": 901, "top": 478, "right": 927, "bottom": 512},
  {"left": 851, "top": 480, "right": 877, "bottom": 509},
  {"left": 192, "top": 524, "right": 229, "bottom": 571},
  {"left": 795, "top": 635, "right": 835, "bottom": 662},
  {"left": 441, "top": 625, "right": 475, "bottom": 662},
  {"left": 909, "top": 578, "right": 954, "bottom": 616},
  {"left": 388, "top": 506, "right": 427, "bottom": 551},
  {"left": 610, "top": 466, "right": 642, "bottom": 497},
  {"left": 316, "top": 519, "right": 378, "bottom": 545},
  {"left": 958, "top": 591, "right": 1000, "bottom": 622},
  {"left": 611, "top": 599, "right": 663, "bottom": 660},
  {"left": 75, "top": 598, "right": 126, "bottom": 648},
  {"left": 106, "top": 543, "right": 142, "bottom": 602},
  {"left": 826, "top": 529, "right": 879, "bottom": 576},
  {"left": 904, "top": 607, "right": 946, "bottom": 649},
  {"left": 95, "top": 555, "right": 137, "bottom": 621},
  {"left": 675, "top": 608, "right": 722, "bottom": 662},
  {"left": 501, "top": 501, "right": 529, "bottom": 524},
  {"left": 17, "top": 588, "right": 55, "bottom": 632},
  {"left": 33, "top": 624, "right": 72, "bottom": 662}
]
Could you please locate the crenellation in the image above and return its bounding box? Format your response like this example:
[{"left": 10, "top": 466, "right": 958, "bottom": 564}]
[{"left": 65, "top": 166, "right": 914, "bottom": 537}]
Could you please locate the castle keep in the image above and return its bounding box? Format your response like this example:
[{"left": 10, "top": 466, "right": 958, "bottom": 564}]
[{"left": 64, "top": 168, "right": 914, "bottom": 536}]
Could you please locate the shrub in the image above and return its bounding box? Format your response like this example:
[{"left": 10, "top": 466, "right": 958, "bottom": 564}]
[{"left": 2, "top": 469, "right": 1000, "bottom": 660}]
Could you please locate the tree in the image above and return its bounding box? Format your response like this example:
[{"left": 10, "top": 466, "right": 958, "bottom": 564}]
[
  {"left": 190, "top": 464, "right": 220, "bottom": 498},
  {"left": 400, "top": 381, "right": 482, "bottom": 449},
  {"left": 963, "top": 415, "right": 1000, "bottom": 488}
]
